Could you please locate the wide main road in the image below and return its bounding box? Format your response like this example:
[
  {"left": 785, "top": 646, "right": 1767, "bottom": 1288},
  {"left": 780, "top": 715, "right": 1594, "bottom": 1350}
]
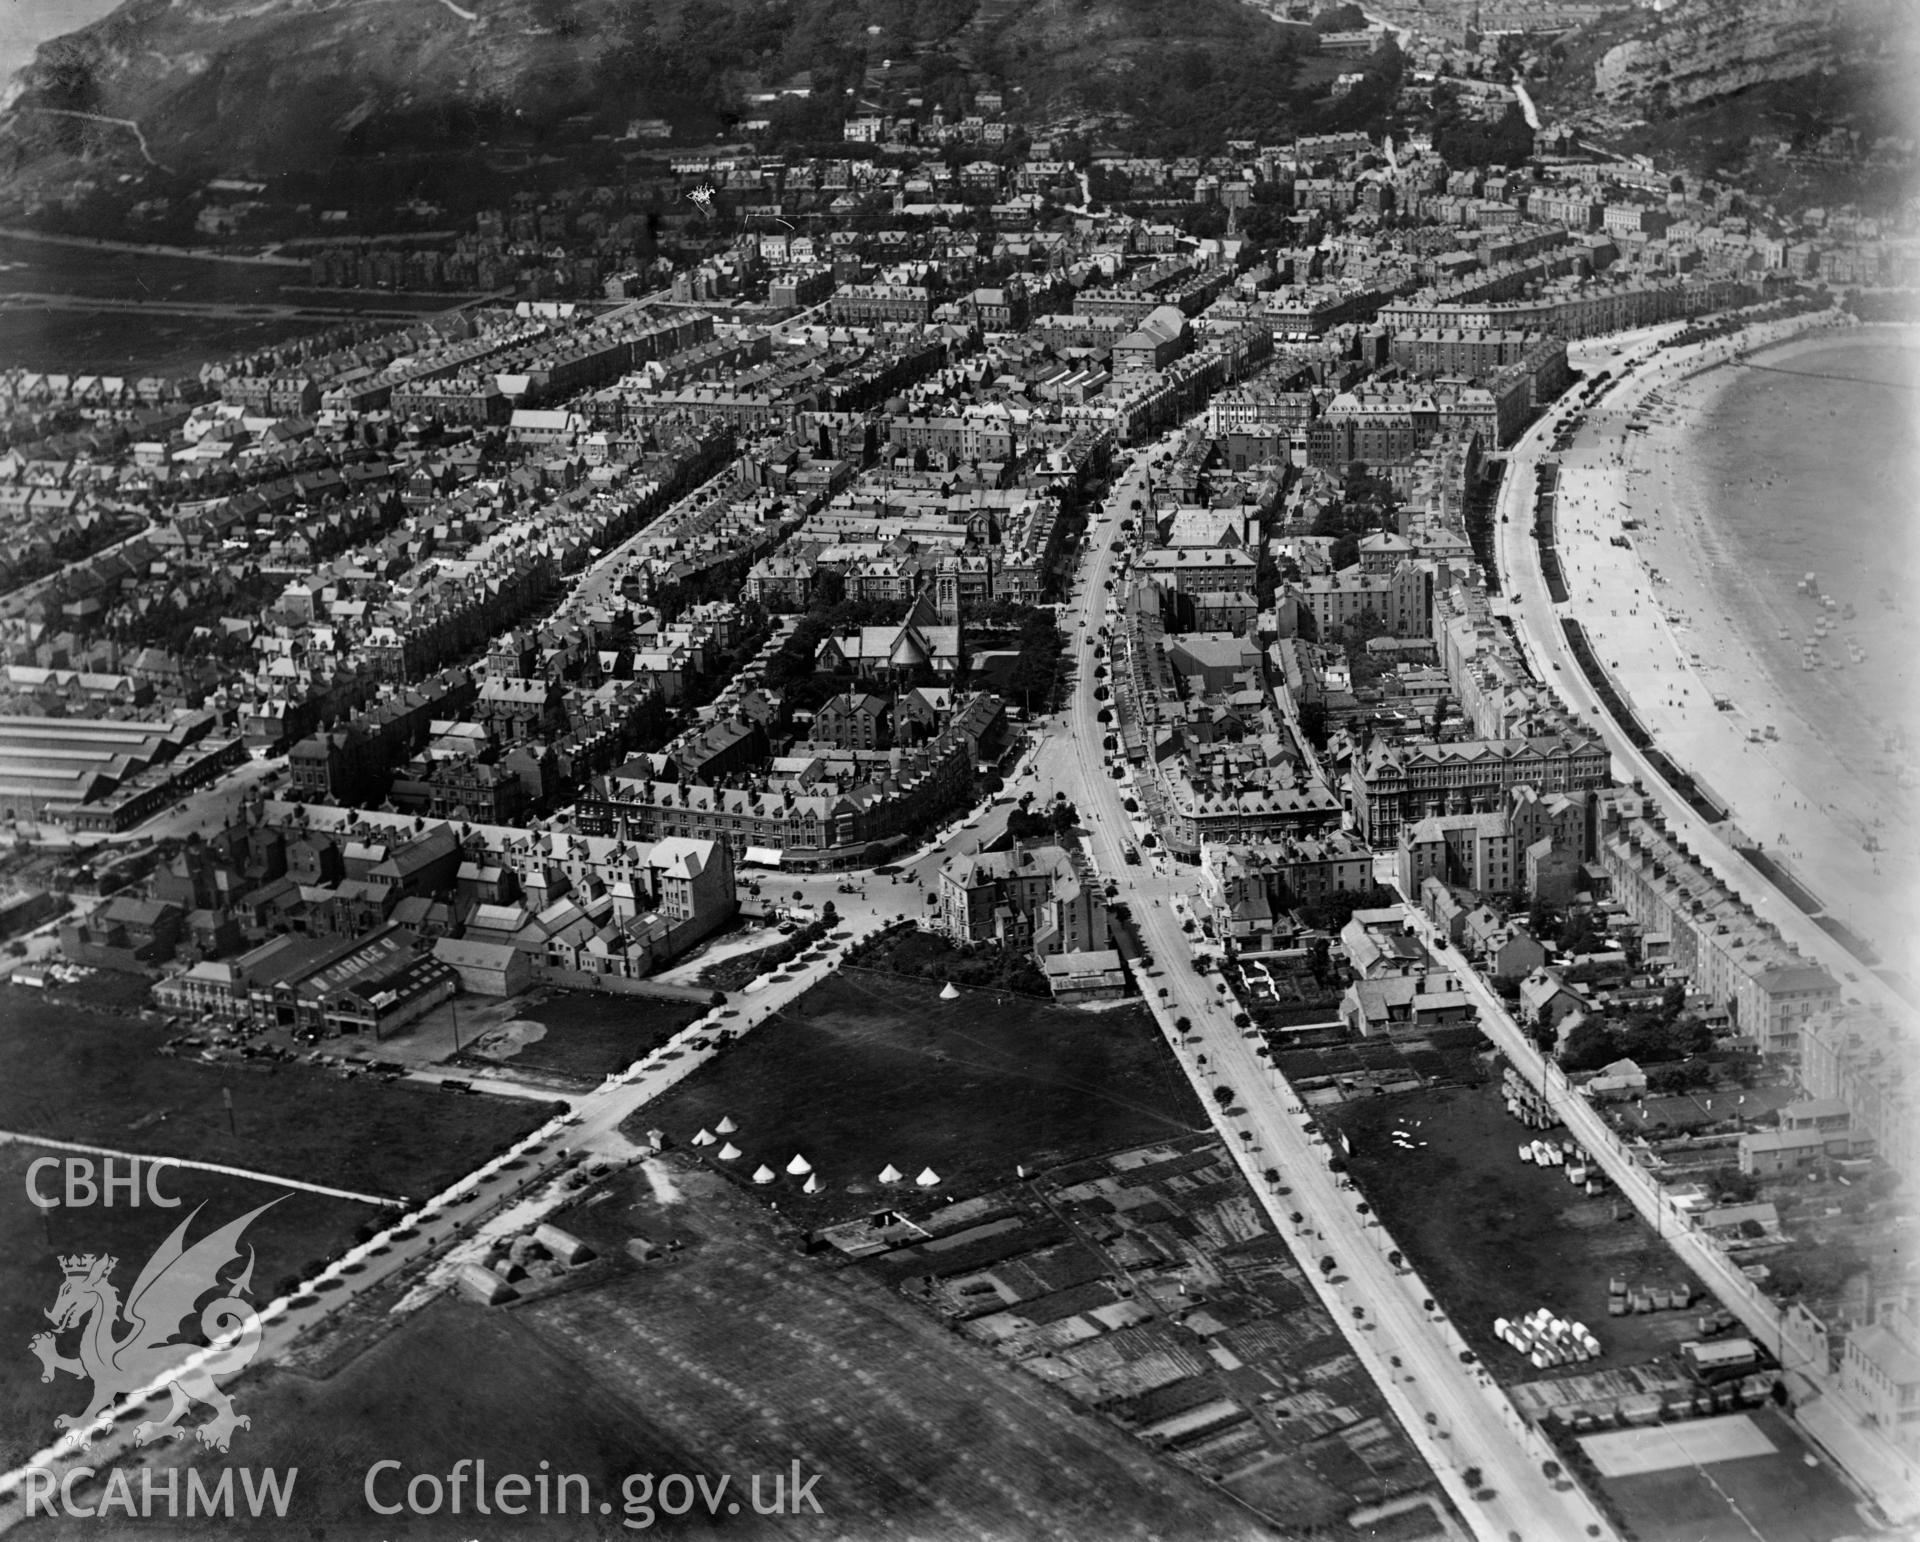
[{"left": 1041, "top": 446, "right": 1612, "bottom": 1542}]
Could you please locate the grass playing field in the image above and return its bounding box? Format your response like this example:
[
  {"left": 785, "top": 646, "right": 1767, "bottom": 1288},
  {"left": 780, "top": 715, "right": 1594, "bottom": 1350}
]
[
  {"left": 627, "top": 968, "right": 1207, "bottom": 1227},
  {"left": 450, "top": 990, "right": 708, "bottom": 1085},
  {"left": 0, "top": 994, "right": 552, "bottom": 1202},
  {"left": 0, "top": 1146, "right": 374, "bottom": 1474}
]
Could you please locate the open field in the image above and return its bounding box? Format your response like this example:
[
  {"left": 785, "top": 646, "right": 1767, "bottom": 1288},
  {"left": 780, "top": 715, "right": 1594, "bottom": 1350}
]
[
  {"left": 518, "top": 1160, "right": 1263, "bottom": 1542},
  {"left": 1587, "top": 1407, "right": 1869, "bottom": 1542},
  {"left": 0, "top": 235, "right": 470, "bottom": 374},
  {"left": 627, "top": 968, "right": 1207, "bottom": 1227},
  {"left": 89, "top": 1159, "right": 1264, "bottom": 1540},
  {"left": 0, "top": 238, "right": 296, "bottom": 307},
  {"left": 0, "top": 306, "right": 332, "bottom": 377},
  {"left": 1323, "top": 1085, "right": 1713, "bottom": 1383},
  {"left": 447, "top": 990, "right": 708, "bottom": 1085},
  {"left": 0, "top": 994, "right": 553, "bottom": 1202},
  {"left": 0, "top": 238, "right": 458, "bottom": 313},
  {"left": 0, "top": 1145, "right": 373, "bottom": 1473},
  {"left": 31, "top": 1294, "right": 721, "bottom": 1542}
]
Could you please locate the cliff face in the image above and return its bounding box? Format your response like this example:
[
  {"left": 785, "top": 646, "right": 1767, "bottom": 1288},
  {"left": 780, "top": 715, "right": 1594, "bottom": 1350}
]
[{"left": 1591, "top": 0, "right": 1900, "bottom": 113}]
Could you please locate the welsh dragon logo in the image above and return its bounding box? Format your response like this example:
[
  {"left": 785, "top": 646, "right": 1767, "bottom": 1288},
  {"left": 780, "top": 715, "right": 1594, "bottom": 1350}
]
[{"left": 29, "top": 1201, "right": 277, "bottom": 1453}]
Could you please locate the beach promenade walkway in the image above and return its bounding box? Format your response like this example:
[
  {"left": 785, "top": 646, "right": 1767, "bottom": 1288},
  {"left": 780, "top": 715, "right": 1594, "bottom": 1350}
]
[
  {"left": 1496, "top": 319, "right": 1914, "bottom": 1017},
  {"left": 1493, "top": 315, "right": 1920, "bottom": 1523}
]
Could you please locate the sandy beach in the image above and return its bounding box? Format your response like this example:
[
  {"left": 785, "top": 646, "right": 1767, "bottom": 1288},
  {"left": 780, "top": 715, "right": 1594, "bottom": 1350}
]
[{"left": 1543, "top": 313, "right": 1920, "bottom": 980}]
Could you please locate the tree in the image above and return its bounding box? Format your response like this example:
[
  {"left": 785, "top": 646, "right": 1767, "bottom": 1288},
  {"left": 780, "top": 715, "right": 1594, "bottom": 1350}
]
[
  {"left": 1558, "top": 1018, "right": 1620, "bottom": 1072},
  {"left": 1300, "top": 884, "right": 1400, "bottom": 935},
  {"left": 1710, "top": 1165, "right": 1760, "bottom": 1204},
  {"left": 1307, "top": 937, "right": 1333, "bottom": 985},
  {"left": 1558, "top": 905, "right": 1605, "bottom": 956},
  {"left": 1461, "top": 1468, "right": 1484, "bottom": 1490},
  {"left": 1212, "top": 1085, "right": 1236, "bottom": 1109},
  {"left": 1434, "top": 101, "right": 1534, "bottom": 168},
  {"left": 1298, "top": 699, "right": 1329, "bottom": 749},
  {"left": 1646, "top": 1059, "right": 1711, "bottom": 1094}
]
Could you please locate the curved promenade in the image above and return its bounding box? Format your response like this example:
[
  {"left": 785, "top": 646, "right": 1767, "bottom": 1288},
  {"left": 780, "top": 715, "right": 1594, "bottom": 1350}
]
[
  {"left": 1494, "top": 318, "right": 1920, "bottom": 1522},
  {"left": 1494, "top": 317, "right": 1914, "bottom": 1019}
]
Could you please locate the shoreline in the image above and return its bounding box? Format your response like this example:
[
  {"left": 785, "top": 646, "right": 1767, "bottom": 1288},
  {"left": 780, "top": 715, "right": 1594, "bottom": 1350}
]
[{"left": 1545, "top": 311, "right": 1919, "bottom": 980}]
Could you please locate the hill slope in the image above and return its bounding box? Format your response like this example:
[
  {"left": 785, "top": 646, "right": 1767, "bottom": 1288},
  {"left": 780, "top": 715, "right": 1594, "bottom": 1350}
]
[{"left": 0, "top": 0, "right": 1321, "bottom": 186}]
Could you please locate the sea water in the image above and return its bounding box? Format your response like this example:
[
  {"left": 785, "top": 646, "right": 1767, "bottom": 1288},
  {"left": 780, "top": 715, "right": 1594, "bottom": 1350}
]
[{"left": 1681, "top": 330, "right": 1920, "bottom": 785}]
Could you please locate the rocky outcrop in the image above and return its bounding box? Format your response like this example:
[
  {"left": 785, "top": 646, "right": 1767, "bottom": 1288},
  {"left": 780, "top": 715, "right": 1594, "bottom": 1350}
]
[{"left": 1592, "top": 0, "right": 1901, "bottom": 113}]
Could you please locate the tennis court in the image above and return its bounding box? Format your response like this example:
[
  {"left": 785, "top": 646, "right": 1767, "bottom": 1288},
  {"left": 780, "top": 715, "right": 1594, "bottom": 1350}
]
[
  {"left": 1586, "top": 1408, "right": 1868, "bottom": 1542},
  {"left": 1579, "top": 1413, "right": 1777, "bottom": 1476}
]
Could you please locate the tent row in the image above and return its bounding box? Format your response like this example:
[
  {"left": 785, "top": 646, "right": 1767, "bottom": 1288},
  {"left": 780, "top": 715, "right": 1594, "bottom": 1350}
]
[{"left": 687, "top": 1126, "right": 941, "bottom": 1190}]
